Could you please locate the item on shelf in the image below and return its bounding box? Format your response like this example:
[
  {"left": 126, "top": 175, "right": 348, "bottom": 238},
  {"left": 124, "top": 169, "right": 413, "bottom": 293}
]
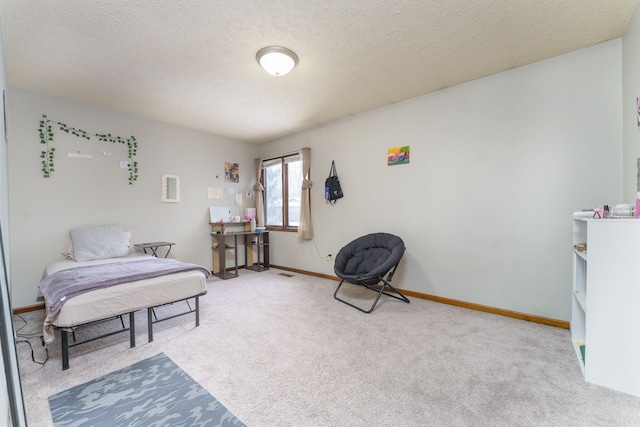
[
  {"left": 244, "top": 208, "right": 256, "bottom": 220},
  {"left": 592, "top": 204, "right": 635, "bottom": 219},
  {"left": 255, "top": 227, "right": 266, "bottom": 232},
  {"left": 593, "top": 207, "right": 603, "bottom": 218},
  {"left": 573, "top": 211, "right": 593, "bottom": 219},
  {"left": 611, "top": 204, "right": 634, "bottom": 217},
  {"left": 573, "top": 242, "right": 587, "bottom": 252}
]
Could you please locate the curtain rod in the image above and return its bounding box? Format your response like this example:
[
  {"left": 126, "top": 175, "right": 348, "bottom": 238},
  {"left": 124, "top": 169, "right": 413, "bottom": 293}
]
[{"left": 260, "top": 147, "right": 309, "bottom": 161}]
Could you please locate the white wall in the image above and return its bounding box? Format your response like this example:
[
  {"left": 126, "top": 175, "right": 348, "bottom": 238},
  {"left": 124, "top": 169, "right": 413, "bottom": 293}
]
[
  {"left": 0, "top": 16, "right": 10, "bottom": 424},
  {"left": 623, "top": 6, "right": 640, "bottom": 201},
  {"left": 7, "top": 88, "right": 258, "bottom": 308},
  {"left": 261, "top": 40, "right": 623, "bottom": 321}
]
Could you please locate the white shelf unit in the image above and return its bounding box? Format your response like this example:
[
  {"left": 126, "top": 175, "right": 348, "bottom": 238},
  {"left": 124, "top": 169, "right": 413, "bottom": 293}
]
[{"left": 571, "top": 216, "right": 640, "bottom": 397}]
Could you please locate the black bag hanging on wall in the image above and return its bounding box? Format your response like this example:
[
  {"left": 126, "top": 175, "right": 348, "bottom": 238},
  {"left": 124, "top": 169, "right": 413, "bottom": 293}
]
[{"left": 325, "top": 160, "right": 344, "bottom": 204}]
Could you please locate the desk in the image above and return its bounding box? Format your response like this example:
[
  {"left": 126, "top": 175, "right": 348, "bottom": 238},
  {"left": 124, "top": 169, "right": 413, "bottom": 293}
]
[
  {"left": 245, "top": 232, "right": 269, "bottom": 272},
  {"left": 134, "top": 241, "right": 175, "bottom": 258},
  {"left": 211, "top": 233, "right": 240, "bottom": 279},
  {"left": 211, "top": 230, "right": 270, "bottom": 279},
  {"left": 210, "top": 222, "right": 249, "bottom": 280}
]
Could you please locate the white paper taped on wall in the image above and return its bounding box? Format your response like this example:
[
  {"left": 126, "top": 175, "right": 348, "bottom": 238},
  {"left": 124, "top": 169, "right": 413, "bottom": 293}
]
[{"left": 210, "top": 207, "right": 230, "bottom": 223}]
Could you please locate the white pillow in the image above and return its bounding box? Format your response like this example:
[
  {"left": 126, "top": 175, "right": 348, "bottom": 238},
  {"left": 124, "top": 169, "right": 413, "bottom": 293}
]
[
  {"left": 69, "top": 225, "right": 130, "bottom": 262},
  {"left": 62, "top": 230, "right": 132, "bottom": 260}
]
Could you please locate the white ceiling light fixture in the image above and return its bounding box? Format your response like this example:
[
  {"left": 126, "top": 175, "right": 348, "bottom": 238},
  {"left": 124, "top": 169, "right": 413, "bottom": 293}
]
[{"left": 256, "top": 46, "right": 298, "bottom": 76}]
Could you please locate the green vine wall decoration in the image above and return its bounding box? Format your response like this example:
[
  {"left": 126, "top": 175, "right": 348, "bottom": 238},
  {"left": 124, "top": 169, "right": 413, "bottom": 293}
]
[{"left": 38, "top": 114, "right": 139, "bottom": 184}]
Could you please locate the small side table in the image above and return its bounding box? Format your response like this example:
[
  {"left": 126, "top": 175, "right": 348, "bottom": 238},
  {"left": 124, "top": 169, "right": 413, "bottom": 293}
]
[{"left": 134, "top": 241, "right": 175, "bottom": 258}]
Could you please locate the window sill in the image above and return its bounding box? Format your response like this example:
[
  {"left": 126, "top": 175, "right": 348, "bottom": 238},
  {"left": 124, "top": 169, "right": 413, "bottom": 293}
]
[{"left": 266, "top": 227, "right": 298, "bottom": 233}]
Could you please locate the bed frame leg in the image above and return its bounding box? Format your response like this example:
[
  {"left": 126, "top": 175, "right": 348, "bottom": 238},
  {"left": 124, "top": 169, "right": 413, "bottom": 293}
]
[
  {"left": 129, "top": 312, "right": 136, "bottom": 348},
  {"left": 196, "top": 296, "right": 200, "bottom": 327},
  {"left": 147, "top": 308, "right": 153, "bottom": 342},
  {"left": 61, "top": 330, "right": 69, "bottom": 370}
]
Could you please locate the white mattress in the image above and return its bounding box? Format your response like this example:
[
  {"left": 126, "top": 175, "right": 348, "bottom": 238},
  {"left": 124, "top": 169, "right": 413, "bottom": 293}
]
[{"left": 41, "top": 254, "right": 208, "bottom": 343}]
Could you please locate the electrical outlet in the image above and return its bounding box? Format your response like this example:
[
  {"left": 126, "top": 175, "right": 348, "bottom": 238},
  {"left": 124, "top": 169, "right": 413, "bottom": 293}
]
[{"left": 326, "top": 254, "right": 333, "bottom": 261}]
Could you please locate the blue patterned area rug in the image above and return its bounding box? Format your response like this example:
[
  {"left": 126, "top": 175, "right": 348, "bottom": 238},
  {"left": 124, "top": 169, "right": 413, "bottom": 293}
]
[{"left": 48, "top": 353, "right": 245, "bottom": 427}]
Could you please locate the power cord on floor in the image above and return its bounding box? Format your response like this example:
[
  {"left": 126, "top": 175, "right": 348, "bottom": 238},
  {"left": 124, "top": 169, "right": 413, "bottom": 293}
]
[
  {"left": 14, "top": 313, "right": 43, "bottom": 339},
  {"left": 16, "top": 339, "right": 48, "bottom": 366},
  {"left": 14, "top": 312, "right": 49, "bottom": 366}
]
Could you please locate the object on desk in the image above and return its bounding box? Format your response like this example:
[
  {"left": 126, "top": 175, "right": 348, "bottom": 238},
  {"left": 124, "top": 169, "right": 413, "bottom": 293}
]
[
  {"left": 232, "top": 215, "right": 241, "bottom": 223},
  {"left": 209, "top": 207, "right": 230, "bottom": 223},
  {"left": 244, "top": 208, "right": 256, "bottom": 220},
  {"left": 255, "top": 227, "right": 266, "bottom": 232},
  {"left": 250, "top": 217, "right": 256, "bottom": 231}
]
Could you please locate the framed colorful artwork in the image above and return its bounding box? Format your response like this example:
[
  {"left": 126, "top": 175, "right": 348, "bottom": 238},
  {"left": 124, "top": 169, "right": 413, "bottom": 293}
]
[
  {"left": 387, "top": 146, "right": 410, "bottom": 166},
  {"left": 224, "top": 162, "right": 239, "bottom": 182}
]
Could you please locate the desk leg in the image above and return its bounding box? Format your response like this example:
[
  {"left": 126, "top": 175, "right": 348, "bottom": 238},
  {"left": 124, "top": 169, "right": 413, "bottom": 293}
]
[
  {"left": 253, "top": 233, "right": 261, "bottom": 268},
  {"left": 263, "top": 232, "right": 270, "bottom": 269},
  {"left": 233, "top": 234, "right": 238, "bottom": 276},
  {"left": 219, "top": 235, "right": 227, "bottom": 278},
  {"left": 212, "top": 234, "right": 226, "bottom": 277},
  {"left": 245, "top": 233, "right": 253, "bottom": 269}
]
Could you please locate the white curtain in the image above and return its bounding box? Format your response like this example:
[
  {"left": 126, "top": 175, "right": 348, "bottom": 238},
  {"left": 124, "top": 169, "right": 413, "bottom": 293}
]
[
  {"left": 254, "top": 158, "right": 265, "bottom": 227},
  {"left": 298, "top": 147, "right": 313, "bottom": 240}
]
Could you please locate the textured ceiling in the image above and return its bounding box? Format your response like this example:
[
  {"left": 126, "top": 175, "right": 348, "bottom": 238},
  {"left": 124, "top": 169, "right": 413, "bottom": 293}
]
[{"left": 1, "top": 0, "right": 638, "bottom": 143}]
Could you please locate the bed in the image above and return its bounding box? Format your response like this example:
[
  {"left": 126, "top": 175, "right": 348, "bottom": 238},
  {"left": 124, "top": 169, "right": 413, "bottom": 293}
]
[{"left": 38, "top": 225, "right": 210, "bottom": 370}]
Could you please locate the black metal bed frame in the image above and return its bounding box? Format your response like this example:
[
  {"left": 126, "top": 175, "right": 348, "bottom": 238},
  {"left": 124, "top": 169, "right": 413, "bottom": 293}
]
[{"left": 56, "top": 292, "right": 205, "bottom": 370}]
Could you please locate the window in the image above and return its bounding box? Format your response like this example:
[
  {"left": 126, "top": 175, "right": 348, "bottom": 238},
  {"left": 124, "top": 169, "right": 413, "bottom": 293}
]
[{"left": 262, "top": 153, "right": 303, "bottom": 231}]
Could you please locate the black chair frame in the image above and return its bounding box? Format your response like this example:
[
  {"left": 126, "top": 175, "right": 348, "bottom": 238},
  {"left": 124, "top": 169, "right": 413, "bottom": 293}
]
[{"left": 334, "top": 262, "right": 410, "bottom": 313}]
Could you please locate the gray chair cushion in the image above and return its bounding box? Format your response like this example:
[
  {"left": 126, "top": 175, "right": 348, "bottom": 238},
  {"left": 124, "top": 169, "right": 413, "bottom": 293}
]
[{"left": 334, "top": 233, "right": 405, "bottom": 285}]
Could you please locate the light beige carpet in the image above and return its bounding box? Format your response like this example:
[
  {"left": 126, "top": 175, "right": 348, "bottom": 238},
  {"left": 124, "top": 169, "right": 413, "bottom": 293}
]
[{"left": 15, "top": 268, "right": 640, "bottom": 426}]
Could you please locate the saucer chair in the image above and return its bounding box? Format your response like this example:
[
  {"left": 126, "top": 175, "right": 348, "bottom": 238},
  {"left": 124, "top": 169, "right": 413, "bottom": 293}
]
[{"left": 333, "top": 232, "right": 410, "bottom": 313}]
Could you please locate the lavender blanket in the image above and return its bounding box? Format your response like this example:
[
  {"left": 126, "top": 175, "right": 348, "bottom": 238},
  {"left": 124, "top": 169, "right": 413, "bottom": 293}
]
[{"left": 39, "top": 258, "right": 211, "bottom": 318}]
